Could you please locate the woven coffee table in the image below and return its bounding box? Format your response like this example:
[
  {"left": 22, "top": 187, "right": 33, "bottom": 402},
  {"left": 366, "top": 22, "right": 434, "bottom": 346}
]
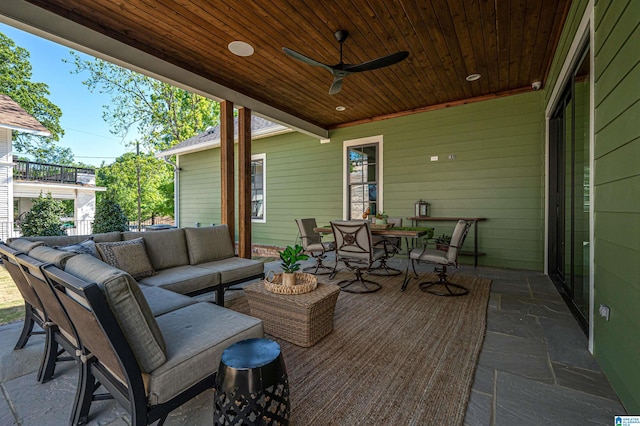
[{"left": 244, "top": 282, "right": 340, "bottom": 347}]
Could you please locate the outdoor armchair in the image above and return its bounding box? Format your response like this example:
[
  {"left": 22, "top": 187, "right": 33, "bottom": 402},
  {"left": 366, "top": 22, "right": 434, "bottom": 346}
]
[
  {"left": 330, "top": 220, "right": 385, "bottom": 293},
  {"left": 295, "top": 218, "right": 335, "bottom": 275},
  {"left": 371, "top": 217, "right": 403, "bottom": 276},
  {"left": 408, "top": 220, "right": 473, "bottom": 296},
  {"left": 42, "top": 253, "right": 262, "bottom": 426},
  {"left": 0, "top": 242, "right": 46, "bottom": 351},
  {"left": 1, "top": 243, "right": 78, "bottom": 384}
]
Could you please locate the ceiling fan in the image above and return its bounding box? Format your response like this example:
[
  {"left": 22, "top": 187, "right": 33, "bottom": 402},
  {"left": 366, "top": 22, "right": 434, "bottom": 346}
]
[{"left": 282, "top": 30, "right": 409, "bottom": 95}]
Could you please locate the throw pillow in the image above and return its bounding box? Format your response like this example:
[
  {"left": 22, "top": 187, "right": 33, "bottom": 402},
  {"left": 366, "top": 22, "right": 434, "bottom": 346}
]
[
  {"left": 96, "top": 238, "right": 156, "bottom": 280},
  {"left": 55, "top": 238, "right": 99, "bottom": 258}
]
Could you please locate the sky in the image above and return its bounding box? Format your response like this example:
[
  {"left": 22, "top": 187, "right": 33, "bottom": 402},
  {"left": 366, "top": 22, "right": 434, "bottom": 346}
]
[{"left": 1, "top": 22, "right": 133, "bottom": 167}]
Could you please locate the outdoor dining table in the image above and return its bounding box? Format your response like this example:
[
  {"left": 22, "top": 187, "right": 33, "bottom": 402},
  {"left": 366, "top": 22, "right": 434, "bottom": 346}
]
[{"left": 313, "top": 225, "right": 433, "bottom": 290}]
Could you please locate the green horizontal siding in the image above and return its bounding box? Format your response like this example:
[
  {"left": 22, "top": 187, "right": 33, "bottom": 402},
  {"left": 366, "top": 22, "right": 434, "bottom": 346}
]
[
  {"left": 593, "top": 0, "right": 640, "bottom": 413},
  {"left": 178, "top": 149, "right": 221, "bottom": 226},
  {"left": 178, "top": 91, "right": 545, "bottom": 270}
]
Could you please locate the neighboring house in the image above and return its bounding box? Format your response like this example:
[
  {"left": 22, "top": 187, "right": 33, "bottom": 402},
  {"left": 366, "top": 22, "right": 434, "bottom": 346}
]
[
  {"left": 0, "top": 94, "right": 105, "bottom": 240},
  {"left": 158, "top": 116, "right": 291, "bottom": 231}
]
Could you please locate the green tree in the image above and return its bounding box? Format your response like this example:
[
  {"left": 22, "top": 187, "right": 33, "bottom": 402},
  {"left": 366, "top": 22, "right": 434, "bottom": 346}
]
[
  {"left": 19, "top": 193, "right": 66, "bottom": 236},
  {"left": 93, "top": 194, "right": 129, "bottom": 233},
  {"left": 0, "top": 32, "right": 69, "bottom": 162},
  {"left": 97, "top": 152, "right": 173, "bottom": 223},
  {"left": 68, "top": 52, "right": 220, "bottom": 152}
]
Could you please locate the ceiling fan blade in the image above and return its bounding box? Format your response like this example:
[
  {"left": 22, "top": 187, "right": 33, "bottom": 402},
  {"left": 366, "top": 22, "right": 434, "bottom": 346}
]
[
  {"left": 328, "top": 76, "right": 344, "bottom": 95},
  {"left": 282, "top": 47, "right": 333, "bottom": 72},
  {"left": 345, "top": 51, "right": 409, "bottom": 73}
]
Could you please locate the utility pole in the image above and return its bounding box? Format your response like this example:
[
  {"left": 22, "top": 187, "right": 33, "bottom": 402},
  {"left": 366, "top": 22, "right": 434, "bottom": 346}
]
[{"left": 136, "top": 141, "right": 142, "bottom": 231}]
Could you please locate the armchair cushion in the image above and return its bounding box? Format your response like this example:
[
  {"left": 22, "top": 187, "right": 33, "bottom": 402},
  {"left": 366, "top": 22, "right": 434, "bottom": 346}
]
[
  {"left": 96, "top": 238, "right": 156, "bottom": 280},
  {"left": 65, "top": 254, "right": 167, "bottom": 373},
  {"left": 148, "top": 302, "right": 263, "bottom": 404}
]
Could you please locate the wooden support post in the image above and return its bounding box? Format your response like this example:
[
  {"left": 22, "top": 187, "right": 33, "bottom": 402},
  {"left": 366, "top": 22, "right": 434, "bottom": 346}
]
[
  {"left": 220, "top": 100, "right": 235, "bottom": 245},
  {"left": 238, "top": 107, "right": 252, "bottom": 259}
]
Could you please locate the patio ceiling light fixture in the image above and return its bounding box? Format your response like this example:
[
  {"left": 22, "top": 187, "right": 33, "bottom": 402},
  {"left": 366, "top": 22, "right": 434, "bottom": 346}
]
[
  {"left": 228, "top": 41, "right": 254, "bottom": 57},
  {"left": 335, "top": 106, "right": 346, "bottom": 111},
  {"left": 466, "top": 73, "right": 481, "bottom": 82}
]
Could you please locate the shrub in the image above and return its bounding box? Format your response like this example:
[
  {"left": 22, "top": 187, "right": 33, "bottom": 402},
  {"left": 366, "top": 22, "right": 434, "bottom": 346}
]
[
  {"left": 93, "top": 194, "right": 129, "bottom": 233},
  {"left": 20, "top": 193, "right": 66, "bottom": 237}
]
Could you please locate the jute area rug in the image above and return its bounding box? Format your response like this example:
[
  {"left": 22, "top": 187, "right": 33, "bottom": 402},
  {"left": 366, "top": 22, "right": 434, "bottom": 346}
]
[{"left": 227, "top": 271, "right": 492, "bottom": 425}]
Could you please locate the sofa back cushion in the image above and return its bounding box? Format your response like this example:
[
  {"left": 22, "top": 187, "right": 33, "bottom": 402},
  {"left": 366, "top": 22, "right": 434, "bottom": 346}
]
[
  {"left": 15, "top": 235, "right": 86, "bottom": 247},
  {"left": 93, "top": 232, "right": 124, "bottom": 243},
  {"left": 65, "top": 254, "right": 167, "bottom": 373},
  {"left": 184, "top": 225, "right": 235, "bottom": 265},
  {"left": 122, "top": 229, "right": 189, "bottom": 270},
  {"left": 29, "top": 245, "right": 76, "bottom": 269},
  {"left": 96, "top": 238, "right": 156, "bottom": 280}
]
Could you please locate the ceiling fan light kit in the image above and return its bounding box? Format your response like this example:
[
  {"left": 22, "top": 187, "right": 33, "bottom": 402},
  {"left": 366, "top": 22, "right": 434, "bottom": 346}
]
[{"left": 283, "top": 30, "right": 409, "bottom": 95}]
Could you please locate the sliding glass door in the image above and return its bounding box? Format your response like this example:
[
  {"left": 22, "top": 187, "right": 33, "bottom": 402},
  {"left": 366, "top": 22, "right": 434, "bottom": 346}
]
[{"left": 549, "top": 46, "right": 590, "bottom": 332}]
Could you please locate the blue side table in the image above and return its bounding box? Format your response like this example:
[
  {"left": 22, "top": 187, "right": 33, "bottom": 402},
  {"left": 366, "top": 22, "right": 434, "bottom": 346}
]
[{"left": 214, "top": 338, "right": 290, "bottom": 425}]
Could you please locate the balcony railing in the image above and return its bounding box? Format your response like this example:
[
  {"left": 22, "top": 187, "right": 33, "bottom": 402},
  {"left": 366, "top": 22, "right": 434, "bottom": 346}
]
[{"left": 13, "top": 159, "right": 95, "bottom": 185}]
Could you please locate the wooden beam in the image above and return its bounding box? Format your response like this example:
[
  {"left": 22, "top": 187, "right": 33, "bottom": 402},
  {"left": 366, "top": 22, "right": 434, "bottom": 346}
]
[
  {"left": 238, "top": 107, "right": 252, "bottom": 259},
  {"left": 220, "top": 100, "right": 235, "bottom": 245}
]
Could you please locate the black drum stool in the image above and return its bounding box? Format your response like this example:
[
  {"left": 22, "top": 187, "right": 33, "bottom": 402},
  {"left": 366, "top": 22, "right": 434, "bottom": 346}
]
[{"left": 214, "top": 338, "right": 290, "bottom": 425}]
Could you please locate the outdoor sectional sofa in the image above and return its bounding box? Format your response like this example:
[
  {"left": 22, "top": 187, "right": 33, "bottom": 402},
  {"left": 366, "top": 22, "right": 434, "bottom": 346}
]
[
  {"left": 10, "top": 224, "right": 265, "bottom": 306},
  {"left": 0, "top": 224, "right": 266, "bottom": 425}
]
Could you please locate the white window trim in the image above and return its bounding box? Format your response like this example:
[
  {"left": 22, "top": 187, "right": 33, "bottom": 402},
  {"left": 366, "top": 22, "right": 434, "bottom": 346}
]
[
  {"left": 251, "top": 153, "right": 266, "bottom": 223},
  {"left": 342, "top": 135, "right": 384, "bottom": 220}
]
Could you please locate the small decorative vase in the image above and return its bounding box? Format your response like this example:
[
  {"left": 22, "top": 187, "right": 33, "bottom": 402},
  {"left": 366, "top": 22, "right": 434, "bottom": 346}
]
[
  {"left": 376, "top": 218, "right": 387, "bottom": 225},
  {"left": 282, "top": 273, "right": 296, "bottom": 286}
]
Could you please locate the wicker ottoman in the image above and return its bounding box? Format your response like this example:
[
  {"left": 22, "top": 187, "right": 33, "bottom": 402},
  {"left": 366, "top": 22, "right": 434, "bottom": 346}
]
[{"left": 244, "top": 282, "right": 340, "bottom": 347}]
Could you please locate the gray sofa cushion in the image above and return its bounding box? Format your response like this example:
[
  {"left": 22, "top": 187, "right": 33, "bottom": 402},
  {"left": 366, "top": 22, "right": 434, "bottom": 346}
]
[
  {"left": 123, "top": 229, "right": 189, "bottom": 271},
  {"left": 184, "top": 225, "right": 235, "bottom": 265},
  {"left": 148, "top": 302, "right": 263, "bottom": 404},
  {"left": 93, "top": 231, "right": 124, "bottom": 243},
  {"left": 28, "top": 245, "right": 76, "bottom": 269},
  {"left": 195, "top": 257, "right": 264, "bottom": 284},
  {"left": 138, "top": 285, "right": 197, "bottom": 316},
  {"left": 7, "top": 238, "right": 44, "bottom": 253},
  {"left": 96, "top": 238, "right": 156, "bottom": 280},
  {"left": 65, "top": 254, "right": 167, "bottom": 373},
  {"left": 138, "top": 265, "right": 220, "bottom": 295}
]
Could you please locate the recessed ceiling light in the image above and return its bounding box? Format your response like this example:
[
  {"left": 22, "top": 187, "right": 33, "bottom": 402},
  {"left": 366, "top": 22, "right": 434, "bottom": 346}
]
[
  {"left": 228, "top": 41, "right": 254, "bottom": 57},
  {"left": 336, "top": 106, "right": 346, "bottom": 111},
  {"left": 466, "top": 73, "right": 481, "bottom": 82}
]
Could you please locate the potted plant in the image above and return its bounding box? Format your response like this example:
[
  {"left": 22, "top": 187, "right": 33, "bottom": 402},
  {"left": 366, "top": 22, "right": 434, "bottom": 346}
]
[
  {"left": 375, "top": 211, "right": 389, "bottom": 225},
  {"left": 434, "top": 234, "right": 451, "bottom": 251},
  {"left": 278, "top": 245, "right": 309, "bottom": 286}
]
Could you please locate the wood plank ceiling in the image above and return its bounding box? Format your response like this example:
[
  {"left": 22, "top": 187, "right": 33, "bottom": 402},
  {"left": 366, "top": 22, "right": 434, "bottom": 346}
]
[{"left": 25, "top": 0, "right": 571, "bottom": 130}]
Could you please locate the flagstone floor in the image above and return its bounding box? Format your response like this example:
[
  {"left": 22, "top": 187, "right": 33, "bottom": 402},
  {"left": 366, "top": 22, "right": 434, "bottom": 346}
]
[{"left": 0, "top": 258, "right": 626, "bottom": 425}]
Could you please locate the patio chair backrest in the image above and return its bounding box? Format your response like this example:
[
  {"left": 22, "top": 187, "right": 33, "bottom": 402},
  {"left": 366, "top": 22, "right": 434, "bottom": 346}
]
[
  {"left": 446, "top": 220, "right": 473, "bottom": 264},
  {"left": 15, "top": 254, "right": 77, "bottom": 343},
  {"left": 42, "top": 264, "right": 135, "bottom": 388},
  {"left": 295, "top": 218, "right": 322, "bottom": 248},
  {"left": 0, "top": 243, "right": 45, "bottom": 314},
  {"left": 331, "top": 220, "right": 374, "bottom": 263}
]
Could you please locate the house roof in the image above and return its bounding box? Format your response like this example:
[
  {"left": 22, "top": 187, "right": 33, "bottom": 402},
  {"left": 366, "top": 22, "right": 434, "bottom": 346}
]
[
  {"left": 0, "top": 94, "right": 52, "bottom": 136},
  {"left": 0, "top": 1, "right": 570, "bottom": 138},
  {"left": 157, "top": 115, "right": 291, "bottom": 157}
]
